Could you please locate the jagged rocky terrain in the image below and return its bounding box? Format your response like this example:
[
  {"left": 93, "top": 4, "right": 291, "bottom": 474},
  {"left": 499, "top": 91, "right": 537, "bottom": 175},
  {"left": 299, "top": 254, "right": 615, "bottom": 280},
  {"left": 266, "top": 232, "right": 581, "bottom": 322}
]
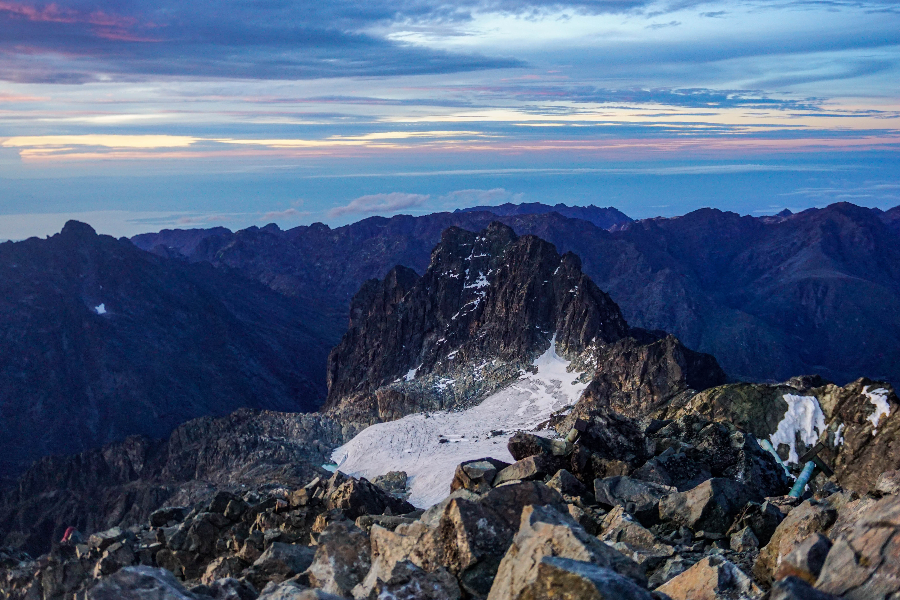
[
  {"left": 133, "top": 201, "right": 900, "bottom": 386},
  {"left": 5, "top": 411, "right": 900, "bottom": 599},
  {"left": 0, "top": 222, "right": 333, "bottom": 481},
  {"left": 2, "top": 215, "right": 900, "bottom": 599}
]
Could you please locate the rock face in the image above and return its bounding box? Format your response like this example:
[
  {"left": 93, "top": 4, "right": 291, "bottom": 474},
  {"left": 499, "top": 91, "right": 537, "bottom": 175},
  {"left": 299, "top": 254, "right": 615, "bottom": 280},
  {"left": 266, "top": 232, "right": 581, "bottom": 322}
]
[
  {"left": 665, "top": 378, "right": 900, "bottom": 493},
  {"left": 324, "top": 222, "right": 631, "bottom": 418},
  {"left": 0, "top": 410, "right": 345, "bottom": 556},
  {"left": 0, "top": 221, "right": 334, "bottom": 481}
]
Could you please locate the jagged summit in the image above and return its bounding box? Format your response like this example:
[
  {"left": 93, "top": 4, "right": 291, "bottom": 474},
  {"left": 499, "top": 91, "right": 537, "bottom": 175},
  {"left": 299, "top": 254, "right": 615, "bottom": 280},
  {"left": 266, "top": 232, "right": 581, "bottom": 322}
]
[
  {"left": 325, "top": 222, "right": 630, "bottom": 416},
  {"left": 58, "top": 220, "right": 98, "bottom": 239}
]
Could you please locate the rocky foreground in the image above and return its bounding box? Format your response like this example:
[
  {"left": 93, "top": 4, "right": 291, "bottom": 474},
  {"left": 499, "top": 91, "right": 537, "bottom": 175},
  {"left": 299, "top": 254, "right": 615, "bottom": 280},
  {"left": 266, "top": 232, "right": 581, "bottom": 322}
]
[{"left": 3, "top": 409, "right": 899, "bottom": 600}]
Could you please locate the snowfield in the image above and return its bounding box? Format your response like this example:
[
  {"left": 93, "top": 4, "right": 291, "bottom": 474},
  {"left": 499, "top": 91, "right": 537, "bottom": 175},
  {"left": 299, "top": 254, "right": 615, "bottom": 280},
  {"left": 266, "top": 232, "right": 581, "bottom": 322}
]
[{"left": 331, "top": 338, "right": 588, "bottom": 508}]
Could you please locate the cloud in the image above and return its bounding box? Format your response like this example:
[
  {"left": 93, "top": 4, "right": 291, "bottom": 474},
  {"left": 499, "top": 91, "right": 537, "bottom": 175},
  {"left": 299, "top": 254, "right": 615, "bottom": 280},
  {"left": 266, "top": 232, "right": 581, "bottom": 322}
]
[
  {"left": 262, "top": 208, "right": 309, "bottom": 220},
  {"left": 437, "top": 188, "right": 524, "bottom": 208},
  {"left": 646, "top": 20, "right": 680, "bottom": 29},
  {"left": 0, "top": 0, "right": 528, "bottom": 83},
  {"left": 327, "top": 192, "right": 431, "bottom": 218}
]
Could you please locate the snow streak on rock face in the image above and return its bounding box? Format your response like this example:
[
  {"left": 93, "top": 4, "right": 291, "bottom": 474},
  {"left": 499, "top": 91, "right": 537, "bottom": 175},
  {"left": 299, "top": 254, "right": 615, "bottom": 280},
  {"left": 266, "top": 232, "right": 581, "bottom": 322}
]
[
  {"left": 769, "top": 394, "right": 826, "bottom": 465},
  {"left": 331, "top": 337, "right": 587, "bottom": 508},
  {"left": 864, "top": 386, "right": 891, "bottom": 435}
]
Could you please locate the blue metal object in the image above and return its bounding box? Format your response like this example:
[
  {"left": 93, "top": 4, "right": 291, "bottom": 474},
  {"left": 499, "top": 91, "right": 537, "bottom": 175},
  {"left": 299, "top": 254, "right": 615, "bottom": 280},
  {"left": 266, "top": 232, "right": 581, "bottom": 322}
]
[{"left": 790, "top": 461, "right": 817, "bottom": 497}]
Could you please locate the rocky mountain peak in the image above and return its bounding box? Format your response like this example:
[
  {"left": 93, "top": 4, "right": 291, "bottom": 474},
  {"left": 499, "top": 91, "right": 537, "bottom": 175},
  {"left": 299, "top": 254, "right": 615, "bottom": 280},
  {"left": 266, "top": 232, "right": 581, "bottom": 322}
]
[
  {"left": 58, "top": 220, "right": 98, "bottom": 240},
  {"left": 324, "top": 222, "right": 629, "bottom": 418}
]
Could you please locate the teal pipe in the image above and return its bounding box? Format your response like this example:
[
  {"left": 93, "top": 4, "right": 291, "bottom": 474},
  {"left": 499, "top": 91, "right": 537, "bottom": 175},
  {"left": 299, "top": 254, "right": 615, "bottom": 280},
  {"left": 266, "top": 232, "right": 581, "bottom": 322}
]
[
  {"left": 759, "top": 439, "right": 790, "bottom": 477},
  {"left": 790, "top": 461, "right": 817, "bottom": 497}
]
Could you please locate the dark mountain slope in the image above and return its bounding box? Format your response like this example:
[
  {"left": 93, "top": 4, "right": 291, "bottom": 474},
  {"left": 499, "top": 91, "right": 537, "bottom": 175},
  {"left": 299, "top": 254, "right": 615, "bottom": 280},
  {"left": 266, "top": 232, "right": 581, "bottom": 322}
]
[{"left": 0, "top": 222, "right": 332, "bottom": 481}]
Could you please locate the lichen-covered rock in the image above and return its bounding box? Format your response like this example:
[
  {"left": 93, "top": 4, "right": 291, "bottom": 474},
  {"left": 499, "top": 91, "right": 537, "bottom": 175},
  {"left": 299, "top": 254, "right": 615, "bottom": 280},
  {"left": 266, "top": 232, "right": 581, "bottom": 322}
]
[
  {"left": 753, "top": 500, "right": 836, "bottom": 585},
  {"left": 594, "top": 477, "right": 675, "bottom": 524},
  {"left": 773, "top": 533, "right": 831, "bottom": 584},
  {"left": 353, "top": 560, "right": 460, "bottom": 600},
  {"left": 814, "top": 495, "right": 900, "bottom": 599},
  {"left": 658, "top": 478, "right": 753, "bottom": 534},
  {"left": 492, "top": 556, "right": 656, "bottom": 600},
  {"left": 87, "top": 566, "right": 200, "bottom": 600},
  {"left": 655, "top": 556, "right": 761, "bottom": 600},
  {"left": 306, "top": 521, "right": 371, "bottom": 597},
  {"left": 450, "top": 459, "right": 509, "bottom": 494},
  {"left": 487, "top": 504, "right": 645, "bottom": 600}
]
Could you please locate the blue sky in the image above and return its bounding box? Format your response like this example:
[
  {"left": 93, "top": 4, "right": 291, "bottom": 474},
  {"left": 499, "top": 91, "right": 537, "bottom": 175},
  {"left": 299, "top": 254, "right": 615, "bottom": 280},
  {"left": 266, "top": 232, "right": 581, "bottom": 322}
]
[{"left": 0, "top": 0, "right": 898, "bottom": 238}]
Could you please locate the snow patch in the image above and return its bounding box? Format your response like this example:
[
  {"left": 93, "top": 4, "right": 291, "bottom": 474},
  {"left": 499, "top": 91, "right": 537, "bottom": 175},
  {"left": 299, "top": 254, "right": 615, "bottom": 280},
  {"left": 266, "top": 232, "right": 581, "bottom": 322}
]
[
  {"left": 833, "top": 423, "right": 845, "bottom": 447},
  {"left": 465, "top": 272, "right": 489, "bottom": 289},
  {"left": 94, "top": 304, "right": 106, "bottom": 315},
  {"left": 769, "top": 394, "right": 826, "bottom": 465},
  {"left": 864, "top": 386, "right": 891, "bottom": 435},
  {"left": 405, "top": 367, "right": 419, "bottom": 382},
  {"left": 332, "top": 335, "right": 587, "bottom": 508}
]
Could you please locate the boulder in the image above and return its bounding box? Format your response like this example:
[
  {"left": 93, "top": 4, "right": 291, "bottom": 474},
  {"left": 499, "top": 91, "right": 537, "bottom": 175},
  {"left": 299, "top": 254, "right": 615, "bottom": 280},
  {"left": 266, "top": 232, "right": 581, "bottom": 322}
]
[
  {"left": 201, "top": 557, "right": 248, "bottom": 585},
  {"left": 372, "top": 471, "right": 408, "bottom": 496},
  {"left": 658, "top": 478, "right": 753, "bottom": 533},
  {"left": 487, "top": 504, "right": 645, "bottom": 600},
  {"left": 656, "top": 556, "right": 761, "bottom": 600},
  {"left": 594, "top": 476, "right": 675, "bottom": 524},
  {"left": 753, "top": 500, "right": 836, "bottom": 585},
  {"left": 875, "top": 470, "right": 900, "bottom": 496},
  {"left": 546, "top": 469, "right": 588, "bottom": 497},
  {"left": 772, "top": 533, "right": 831, "bottom": 584},
  {"left": 306, "top": 521, "right": 371, "bottom": 597},
  {"left": 768, "top": 577, "right": 840, "bottom": 600},
  {"left": 93, "top": 541, "right": 137, "bottom": 577},
  {"left": 727, "top": 500, "right": 785, "bottom": 547},
  {"left": 325, "top": 477, "right": 415, "bottom": 519},
  {"left": 245, "top": 543, "right": 316, "bottom": 590},
  {"left": 450, "top": 459, "right": 510, "bottom": 494},
  {"left": 493, "top": 455, "right": 558, "bottom": 487},
  {"left": 730, "top": 527, "right": 759, "bottom": 552},
  {"left": 88, "top": 527, "right": 132, "bottom": 553},
  {"left": 598, "top": 506, "right": 675, "bottom": 570},
  {"left": 508, "top": 432, "right": 566, "bottom": 461},
  {"left": 491, "top": 556, "right": 655, "bottom": 600},
  {"left": 256, "top": 581, "right": 344, "bottom": 599},
  {"left": 202, "top": 577, "right": 257, "bottom": 600},
  {"left": 814, "top": 495, "right": 900, "bottom": 598},
  {"left": 353, "top": 560, "right": 460, "bottom": 600},
  {"left": 151, "top": 507, "right": 190, "bottom": 528},
  {"left": 87, "top": 566, "right": 201, "bottom": 600}
]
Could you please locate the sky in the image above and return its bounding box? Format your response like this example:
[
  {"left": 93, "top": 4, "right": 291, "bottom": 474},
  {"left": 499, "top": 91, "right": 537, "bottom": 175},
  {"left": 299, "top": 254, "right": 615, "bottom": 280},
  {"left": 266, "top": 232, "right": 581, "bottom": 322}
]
[{"left": 0, "top": 0, "right": 898, "bottom": 239}]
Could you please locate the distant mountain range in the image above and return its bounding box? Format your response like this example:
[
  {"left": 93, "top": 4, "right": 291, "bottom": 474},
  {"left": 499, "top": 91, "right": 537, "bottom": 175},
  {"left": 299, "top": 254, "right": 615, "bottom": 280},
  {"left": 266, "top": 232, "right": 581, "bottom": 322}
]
[
  {"left": 454, "top": 202, "right": 631, "bottom": 230},
  {"left": 0, "top": 221, "right": 332, "bottom": 481},
  {"left": 134, "top": 201, "right": 900, "bottom": 387},
  {"left": 4, "top": 200, "right": 898, "bottom": 482}
]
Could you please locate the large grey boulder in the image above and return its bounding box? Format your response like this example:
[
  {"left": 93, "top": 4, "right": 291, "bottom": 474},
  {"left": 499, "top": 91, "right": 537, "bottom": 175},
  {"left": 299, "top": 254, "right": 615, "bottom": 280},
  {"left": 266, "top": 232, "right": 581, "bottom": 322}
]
[
  {"left": 87, "top": 566, "right": 201, "bottom": 600},
  {"left": 658, "top": 478, "right": 752, "bottom": 533},
  {"left": 487, "top": 504, "right": 645, "bottom": 600},
  {"left": 306, "top": 521, "right": 371, "bottom": 597},
  {"left": 494, "top": 556, "right": 655, "bottom": 600},
  {"left": 353, "top": 560, "right": 460, "bottom": 600},
  {"left": 655, "top": 556, "right": 761, "bottom": 600},
  {"left": 594, "top": 476, "right": 675, "bottom": 524}
]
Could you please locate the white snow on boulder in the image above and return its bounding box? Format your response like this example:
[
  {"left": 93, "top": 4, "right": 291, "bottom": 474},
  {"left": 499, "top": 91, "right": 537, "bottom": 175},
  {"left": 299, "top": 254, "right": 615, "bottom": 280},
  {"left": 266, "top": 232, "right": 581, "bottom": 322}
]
[
  {"left": 331, "top": 336, "right": 587, "bottom": 508},
  {"left": 864, "top": 386, "right": 891, "bottom": 435},
  {"left": 769, "top": 394, "right": 826, "bottom": 465},
  {"left": 94, "top": 303, "right": 107, "bottom": 315}
]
